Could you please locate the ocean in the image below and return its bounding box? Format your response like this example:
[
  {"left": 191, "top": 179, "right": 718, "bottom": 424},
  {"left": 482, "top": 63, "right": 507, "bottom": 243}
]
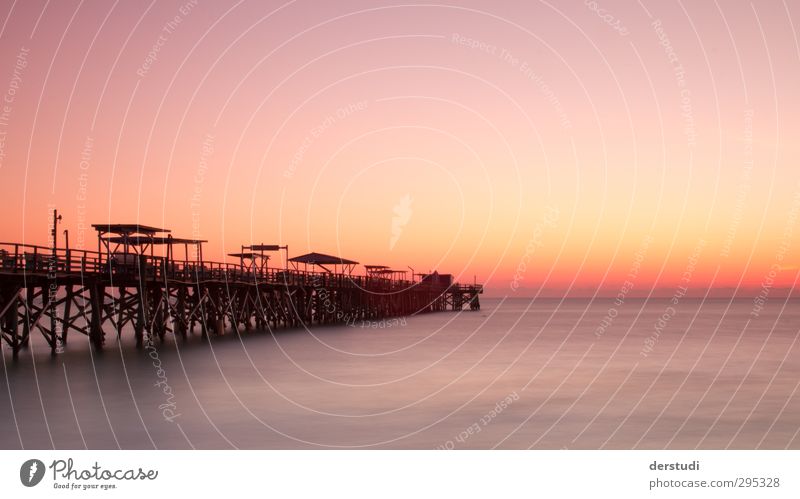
[{"left": 1, "top": 297, "right": 798, "bottom": 449}]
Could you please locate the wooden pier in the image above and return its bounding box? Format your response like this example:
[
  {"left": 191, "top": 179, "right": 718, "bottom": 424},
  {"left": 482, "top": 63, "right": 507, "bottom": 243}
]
[{"left": 0, "top": 224, "right": 482, "bottom": 357}]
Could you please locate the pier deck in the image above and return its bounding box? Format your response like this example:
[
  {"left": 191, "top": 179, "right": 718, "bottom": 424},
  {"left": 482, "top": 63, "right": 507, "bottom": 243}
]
[{"left": 0, "top": 231, "right": 482, "bottom": 357}]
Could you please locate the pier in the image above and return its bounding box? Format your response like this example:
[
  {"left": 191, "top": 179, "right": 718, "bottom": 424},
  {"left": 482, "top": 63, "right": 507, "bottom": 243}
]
[{"left": 0, "top": 223, "right": 482, "bottom": 357}]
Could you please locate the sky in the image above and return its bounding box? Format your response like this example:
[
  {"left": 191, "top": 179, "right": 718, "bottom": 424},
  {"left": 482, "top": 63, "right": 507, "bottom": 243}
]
[{"left": 0, "top": 0, "right": 798, "bottom": 297}]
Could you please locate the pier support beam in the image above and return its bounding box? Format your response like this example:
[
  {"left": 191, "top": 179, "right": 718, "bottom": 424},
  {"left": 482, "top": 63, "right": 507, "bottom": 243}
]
[{"left": 89, "top": 283, "right": 105, "bottom": 349}]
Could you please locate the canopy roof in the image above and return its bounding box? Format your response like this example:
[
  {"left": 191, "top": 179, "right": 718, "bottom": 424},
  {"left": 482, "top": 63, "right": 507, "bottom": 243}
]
[
  {"left": 288, "top": 252, "right": 358, "bottom": 265},
  {"left": 102, "top": 236, "right": 206, "bottom": 245},
  {"left": 228, "top": 252, "right": 270, "bottom": 259},
  {"left": 92, "top": 224, "right": 170, "bottom": 235},
  {"left": 245, "top": 244, "right": 282, "bottom": 251}
]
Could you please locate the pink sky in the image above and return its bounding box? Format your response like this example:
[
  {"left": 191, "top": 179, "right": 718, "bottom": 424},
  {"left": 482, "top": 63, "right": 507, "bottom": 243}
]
[{"left": 0, "top": 0, "right": 799, "bottom": 296}]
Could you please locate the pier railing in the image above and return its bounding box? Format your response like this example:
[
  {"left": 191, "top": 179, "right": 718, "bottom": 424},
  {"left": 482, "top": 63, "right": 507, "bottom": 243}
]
[
  {"left": 0, "top": 240, "right": 483, "bottom": 356},
  {"left": 0, "top": 241, "right": 465, "bottom": 293}
]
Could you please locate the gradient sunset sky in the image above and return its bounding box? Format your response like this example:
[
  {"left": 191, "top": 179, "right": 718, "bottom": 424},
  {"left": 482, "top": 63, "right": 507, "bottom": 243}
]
[{"left": 0, "top": 0, "right": 798, "bottom": 296}]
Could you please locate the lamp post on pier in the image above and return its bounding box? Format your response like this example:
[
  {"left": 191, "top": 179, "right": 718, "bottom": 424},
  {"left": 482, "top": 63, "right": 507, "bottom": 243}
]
[{"left": 51, "top": 208, "right": 62, "bottom": 254}]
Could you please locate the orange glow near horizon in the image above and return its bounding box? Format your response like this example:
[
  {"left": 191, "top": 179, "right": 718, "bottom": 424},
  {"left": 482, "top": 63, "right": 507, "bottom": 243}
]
[{"left": 1, "top": 1, "right": 799, "bottom": 296}]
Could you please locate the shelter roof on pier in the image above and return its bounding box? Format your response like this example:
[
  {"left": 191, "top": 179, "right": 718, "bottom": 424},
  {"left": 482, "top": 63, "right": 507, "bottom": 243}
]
[
  {"left": 93, "top": 224, "right": 174, "bottom": 258},
  {"left": 289, "top": 252, "right": 358, "bottom": 273},
  {"left": 229, "top": 252, "right": 271, "bottom": 271},
  {"left": 228, "top": 252, "right": 270, "bottom": 259},
  {"left": 103, "top": 236, "right": 206, "bottom": 245},
  {"left": 247, "top": 244, "right": 282, "bottom": 251},
  {"left": 91, "top": 224, "right": 170, "bottom": 236},
  {"left": 289, "top": 252, "right": 358, "bottom": 265}
]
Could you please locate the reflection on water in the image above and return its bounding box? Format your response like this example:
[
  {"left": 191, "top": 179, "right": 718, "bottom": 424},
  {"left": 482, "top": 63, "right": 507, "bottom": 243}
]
[{"left": 1, "top": 298, "right": 798, "bottom": 449}]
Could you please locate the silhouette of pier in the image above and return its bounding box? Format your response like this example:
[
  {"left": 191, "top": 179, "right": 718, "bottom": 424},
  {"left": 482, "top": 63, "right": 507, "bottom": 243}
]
[{"left": 0, "top": 223, "right": 482, "bottom": 357}]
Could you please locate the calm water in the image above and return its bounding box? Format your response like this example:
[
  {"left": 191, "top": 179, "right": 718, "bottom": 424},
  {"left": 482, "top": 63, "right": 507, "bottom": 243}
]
[{"left": 1, "top": 298, "right": 798, "bottom": 449}]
